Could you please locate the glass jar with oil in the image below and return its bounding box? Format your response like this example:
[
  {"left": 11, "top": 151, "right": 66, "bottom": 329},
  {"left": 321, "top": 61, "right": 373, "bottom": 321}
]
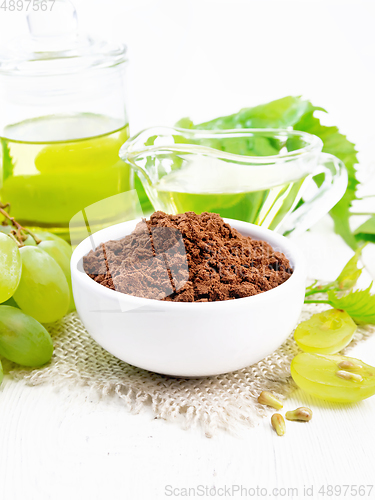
[{"left": 0, "top": 0, "right": 131, "bottom": 241}]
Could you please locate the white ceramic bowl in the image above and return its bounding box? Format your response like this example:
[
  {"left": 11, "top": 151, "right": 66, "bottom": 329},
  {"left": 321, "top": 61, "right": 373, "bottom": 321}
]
[{"left": 71, "top": 219, "right": 306, "bottom": 377}]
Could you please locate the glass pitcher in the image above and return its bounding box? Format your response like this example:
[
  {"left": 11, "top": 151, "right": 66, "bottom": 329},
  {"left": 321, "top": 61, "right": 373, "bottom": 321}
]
[
  {"left": 0, "top": 0, "right": 130, "bottom": 241},
  {"left": 120, "top": 127, "right": 348, "bottom": 235}
]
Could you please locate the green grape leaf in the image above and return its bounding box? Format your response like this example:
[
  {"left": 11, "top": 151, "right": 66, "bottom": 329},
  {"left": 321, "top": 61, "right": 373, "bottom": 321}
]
[
  {"left": 354, "top": 216, "right": 375, "bottom": 244},
  {"left": 335, "top": 247, "right": 364, "bottom": 291},
  {"left": 328, "top": 285, "right": 375, "bottom": 324},
  {"left": 305, "top": 247, "right": 364, "bottom": 297},
  {"left": 293, "top": 112, "right": 359, "bottom": 250},
  {"left": 175, "top": 117, "right": 194, "bottom": 129},
  {"left": 193, "top": 96, "right": 321, "bottom": 129},
  {"left": 177, "top": 96, "right": 360, "bottom": 248},
  {"left": 1, "top": 139, "right": 15, "bottom": 182}
]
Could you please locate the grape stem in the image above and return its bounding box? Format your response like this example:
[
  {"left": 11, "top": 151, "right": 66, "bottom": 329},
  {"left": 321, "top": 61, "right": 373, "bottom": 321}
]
[
  {"left": 304, "top": 299, "right": 331, "bottom": 305},
  {"left": 305, "top": 285, "right": 336, "bottom": 297},
  {"left": 0, "top": 203, "right": 41, "bottom": 246}
]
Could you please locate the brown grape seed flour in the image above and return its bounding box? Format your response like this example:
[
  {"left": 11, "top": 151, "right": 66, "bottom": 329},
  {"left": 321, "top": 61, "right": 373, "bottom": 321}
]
[{"left": 83, "top": 211, "right": 293, "bottom": 302}]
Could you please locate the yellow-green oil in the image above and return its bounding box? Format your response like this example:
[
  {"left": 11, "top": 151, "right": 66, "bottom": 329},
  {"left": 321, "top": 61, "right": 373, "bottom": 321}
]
[
  {"left": 154, "top": 183, "right": 303, "bottom": 229},
  {"left": 150, "top": 154, "right": 307, "bottom": 230},
  {"left": 154, "top": 183, "right": 304, "bottom": 229},
  {"left": 0, "top": 114, "right": 130, "bottom": 239}
]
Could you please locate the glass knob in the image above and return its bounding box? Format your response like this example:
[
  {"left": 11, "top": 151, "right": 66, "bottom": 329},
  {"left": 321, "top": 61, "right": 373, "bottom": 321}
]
[{"left": 27, "top": 0, "right": 78, "bottom": 43}]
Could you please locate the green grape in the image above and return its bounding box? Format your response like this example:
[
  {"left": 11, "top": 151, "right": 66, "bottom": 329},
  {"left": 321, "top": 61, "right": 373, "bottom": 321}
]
[
  {"left": 294, "top": 309, "right": 357, "bottom": 354},
  {"left": 34, "top": 136, "right": 123, "bottom": 173},
  {"left": 38, "top": 240, "right": 75, "bottom": 312},
  {"left": 0, "top": 225, "right": 36, "bottom": 246},
  {"left": 291, "top": 353, "right": 375, "bottom": 403},
  {"left": 0, "top": 233, "right": 22, "bottom": 303},
  {"left": 23, "top": 235, "right": 37, "bottom": 246},
  {"left": 13, "top": 246, "right": 70, "bottom": 323},
  {"left": 0, "top": 225, "right": 12, "bottom": 234},
  {"left": 35, "top": 231, "right": 72, "bottom": 260},
  {"left": 0, "top": 306, "right": 53, "bottom": 366},
  {"left": 36, "top": 233, "right": 73, "bottom": 298}
]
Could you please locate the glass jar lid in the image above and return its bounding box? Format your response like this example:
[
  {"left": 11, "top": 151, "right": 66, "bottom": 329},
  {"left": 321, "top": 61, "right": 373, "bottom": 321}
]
[{"left": 0, "top": 0, "right": 127, "bottom": 76}]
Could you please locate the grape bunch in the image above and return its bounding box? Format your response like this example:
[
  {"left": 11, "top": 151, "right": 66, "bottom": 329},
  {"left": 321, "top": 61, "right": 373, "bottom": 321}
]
[{"left": 0, "top": 205, "right": 74, "bottom": 380}]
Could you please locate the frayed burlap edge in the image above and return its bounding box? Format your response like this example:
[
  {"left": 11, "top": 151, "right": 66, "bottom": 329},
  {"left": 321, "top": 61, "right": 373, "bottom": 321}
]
[{"left": 6, "top": 303, "right": 375, "bottom": 437}]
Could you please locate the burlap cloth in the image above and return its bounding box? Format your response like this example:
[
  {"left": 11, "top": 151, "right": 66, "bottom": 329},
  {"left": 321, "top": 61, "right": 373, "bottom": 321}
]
[{"left": 7, "top": 303, "right": 375, "bottom": 436}]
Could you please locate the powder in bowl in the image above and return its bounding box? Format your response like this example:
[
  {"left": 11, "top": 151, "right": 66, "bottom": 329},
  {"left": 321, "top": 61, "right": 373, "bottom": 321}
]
[{"left": 83, "top": 211, "right": 293, "bottom": 302}]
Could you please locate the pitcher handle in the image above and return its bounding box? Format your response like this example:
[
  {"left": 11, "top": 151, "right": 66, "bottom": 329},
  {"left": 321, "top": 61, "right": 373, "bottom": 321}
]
[{"left": 277, "top": 152, "right": 348, "bottom": 237}]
